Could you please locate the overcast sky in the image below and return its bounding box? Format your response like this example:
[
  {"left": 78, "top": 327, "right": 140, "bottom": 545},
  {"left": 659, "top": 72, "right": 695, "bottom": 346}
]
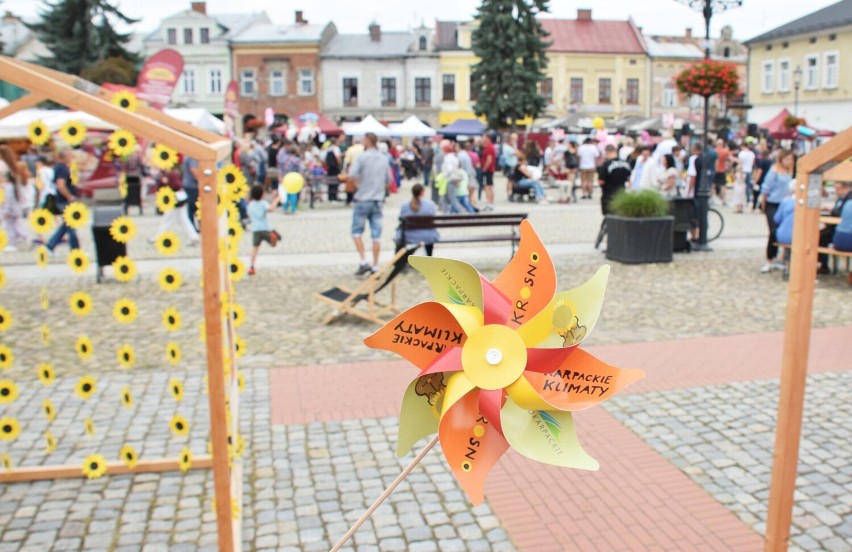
[{"left": 4, "top": 0, "right": 841, "bottom": 41}]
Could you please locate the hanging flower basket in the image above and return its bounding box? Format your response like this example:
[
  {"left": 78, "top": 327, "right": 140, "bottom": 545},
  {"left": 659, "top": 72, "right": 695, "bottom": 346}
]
[{"left": 675, "top": 60, "right": 740, "bottom": 98}]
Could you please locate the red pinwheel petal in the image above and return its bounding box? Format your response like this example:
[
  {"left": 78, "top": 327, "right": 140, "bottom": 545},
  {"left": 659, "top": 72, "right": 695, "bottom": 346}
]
[
  {"left": 478, "top": 388, "right": 506, "bottom": 436},
  {"left": 479, "top": 274, "right": 512, "bottom": 325},
  {"left": 364, "top": 302, "right": 468, "bottom": 370},
  {"left": 493, "top": 220, "right": 557, "bottom": 330},
  {"left": 524, "top": 346, "right": 577, "bottom": 374},
  {"left": 419, "top": 347, "right": 463, "bottom": 376},
  {"left": 439, "top": 388, "right": 509, "bottom": 505},
  {"left": 522, "top": 349, "right": 645, "bottom": 411}
]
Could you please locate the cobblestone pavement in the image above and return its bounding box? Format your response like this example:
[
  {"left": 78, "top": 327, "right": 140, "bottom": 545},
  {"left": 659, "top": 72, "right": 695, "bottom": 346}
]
[
  {"left": 1, "top": 176, "right": 851, "bottom": 550},
  {"left": 605, "top": 370, "right": 852, "bottom": 552}
]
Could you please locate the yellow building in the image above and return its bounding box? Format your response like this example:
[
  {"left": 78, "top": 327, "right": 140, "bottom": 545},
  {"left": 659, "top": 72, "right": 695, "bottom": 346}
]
[
  {"left": 744, "top": 0, "right": 852, "bottom": 132},
  {"left": 435, "top": 21, "right": 481, "bottom": 126}
]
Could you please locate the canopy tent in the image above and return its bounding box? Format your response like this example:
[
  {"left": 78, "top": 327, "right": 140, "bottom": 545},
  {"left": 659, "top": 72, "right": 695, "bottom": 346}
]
[
  {"left": 42, "top": 110, "right": 117, "bottom": 132},
  {"left": 273, "top": 112, "right": 343, "bottom": 137},
  {"left": 343, "top": 115, "right": 390, "bottom": 137},
  {"left": 165, "top": 108, "right": 226, "bottom": 135},
  {"left": 0, "top": 108, "right": 62, "bottom": 139},
  {"left": 389, "top": 116, "right": 435, "bottom": 137},
  {"left": 438, "top": 118, "right": 487, "bottom": 136},
  {"left": 537, "top": 113, "right": 594, "bottom": 133},
  {"left": 759, "top": 108, "right": 834, "bottom": 140}
]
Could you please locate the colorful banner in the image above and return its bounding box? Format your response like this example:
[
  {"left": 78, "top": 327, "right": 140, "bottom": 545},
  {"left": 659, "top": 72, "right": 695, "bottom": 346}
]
[
  {"left": 224, "top": 80, "right": 239, "bottom": 118},
  {"left": 137, "top": 49, "right": 184, "bottom": 110}
]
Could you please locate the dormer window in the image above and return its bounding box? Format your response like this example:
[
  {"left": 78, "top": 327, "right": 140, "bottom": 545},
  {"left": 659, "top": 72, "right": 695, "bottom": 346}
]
[{"left": 419, "top": 36, "right": 427, "bottom": 51}]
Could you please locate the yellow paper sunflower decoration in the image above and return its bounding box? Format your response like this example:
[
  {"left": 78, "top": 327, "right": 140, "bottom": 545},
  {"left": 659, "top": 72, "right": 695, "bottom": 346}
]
[
  {"left": 0, "top": 230, "right": 6, "bottom": 250},
  {"left": 199, "top": 321, "right": 206, "bottom": 343},
  {"left": 162, "top": 307, "right": 181, "bottom": 332},
  {"left": 217, "top": 164, "right": 245, "bottom": 189},
  {"left": 120, "top": 444, "right": 138, "bottom": 469},
  {"left": 119, "top": 171, "right": 128, "bottom": 198},
  {"left": 112, "top": 90, "right": 138, "bottom": 112},
  {"left": 166, "top": 342, "right": 181, "bottom": 365},
  {"left": 70, "top": 159, "right": 79, "bottom": 185},
  {"left": 28, "top": 120, "right": 50, "bottom": 145},
  {"left": 1, "top": 452, "right": 10, "bottom": 470},
  {"left": 234, "top": 337, "right": 246, "bottom": 359},
  {"left": 158, "top": 268, "right": 182, "bottom": 292},
  {"left": 63, "top": 202, "right": 89, "bottom": 229},
  {"left": 225, "top": 303, "right": 246, "bottom": 328},
  {"left": 0, "top": 267, "right": 5, "bottom": 289},
  {"left": 228, "top": 258, "right": 246, "bottom": 282},
  {"left": 37, "top": 363, "right": 55, "bottom": 386},
  {"left": 117, "top": 344, "right": 135, "bottom": 369},
  {"left": 0, "top": 417, "right": 20, "bottom": 441},
  {"left": 40, "top": 288, "right": 49, "bottom": 310},
  {"left": 82, "top": 454, "right": 107, "bottom": 479},
  {"left": 42, "top": 399, "right": 56, "bottom": 421},
  {"left": 179, "top": 447, "right": 192, "bottom": 472},
  {"left": 108, "top": 129, "right": 136, "bottom": 157},
  {"left": 0, "top": 307, "right": 13, "bottom": 332},
  {"left": 84, "top": 417, "right": 95, "bottom": 436},
  {"left": 41, "top": 324, "right": 50, "bottom": 345},
  {"left": 170, "top": 414, "right": 190, "bottom": 436},
  {"left": 0, "top": 345, "right": 12, "bottom": 369},
  {"left": 169, "top": 378, "right": 184, "bottom": 401},
  {"left": 109, "top": 216, "right": 136, "bottom": 243},
  {"left": 155, "top": 186, "right": 177, "bottom": 213},
  {"left": 112, "top": 256, "right": 137, "bottom": 282},
  {"left": 45, "top": 432, "right": 57, "bottom": 454},
  {"left": 75, "top": 375, "right": 97, "bottom": 400},
  {"left": 69, "top": 291, "right": 93, "bottom": 316},
  {"left": 113, "top": 298, "right": 138, "bottom": 323},
  {"left": 29, "top": 208, "right": 54, "bottom": 234},
  {"left": 59, "top": 120, "right": 87, "bottom": 146},
  {"left": 0, "top": 380, "right": 19, "bottom": 404},
  {"left": 237, "top": 371, "right": 246, "bottom": 394},
  {"left": 154, "top": 232, "right": 180, "bottom": 255},
  {"left": 67, "top": 249, "right": 89, "bottom": 274},
  {"left": 151, "top": 144, "right": 178, "bottom": 170},
  {"left": 120, "top": 387, "right": 134, "bottom": 409},
  {"left": 75, "top": 335, "right": 93, "bottom": 360},
  {"left": 36, "top": 245, "right": 49, "bottom": 268}
]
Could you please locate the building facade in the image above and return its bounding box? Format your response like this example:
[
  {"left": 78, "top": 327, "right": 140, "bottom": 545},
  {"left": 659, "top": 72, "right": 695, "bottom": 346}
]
[
  {"left": 143, "top": 1, "right": 269, "bottom": 116},
  {"left": 435, "top": 20, "right": 482, "bottom": 126},
  {"left": 320, "top": 23, "right": 439, "bottom": 126},
  {"left": 744, "top": 0, "right": 852, "bottom": 132}
]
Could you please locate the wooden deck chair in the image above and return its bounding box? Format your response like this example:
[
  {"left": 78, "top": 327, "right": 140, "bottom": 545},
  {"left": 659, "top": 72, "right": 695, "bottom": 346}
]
[{"left": 314, "top": 244, "right": 420, "bottom": 325}]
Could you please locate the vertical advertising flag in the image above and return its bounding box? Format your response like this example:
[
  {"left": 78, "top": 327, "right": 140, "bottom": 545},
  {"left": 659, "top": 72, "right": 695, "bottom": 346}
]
[{"left": 137, "top": 49, "right": 184, "bottom": 110}]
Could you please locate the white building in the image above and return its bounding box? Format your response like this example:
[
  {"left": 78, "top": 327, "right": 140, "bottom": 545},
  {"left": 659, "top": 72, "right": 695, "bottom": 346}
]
[
  {"left": 142, "top": 1, "right": 268, "bottom": 116},
  {"left": 320, "top": 23, "right": 440, "bottom": 127}
]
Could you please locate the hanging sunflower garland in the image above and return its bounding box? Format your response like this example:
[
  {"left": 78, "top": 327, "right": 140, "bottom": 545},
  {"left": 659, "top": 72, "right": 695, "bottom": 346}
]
[
  {"left": 158, "top": 268, "right": 182, "bottom": 292},
  {"left": 67, "top": 249, "right": 89, "bottom": 274},
  {"left": 75, "top": 335, "right": 93, "bottom": 360},
  {"left": 179, "top": 447, "right": 192, "bottom": 472},
  {"left": 84, "top": 417, "right": 95, "bottom": 437},
  {"left": 162, "top": 307, "right": 181, "bottom": 332},
  {"left": 111, "top": 90, "right": 139, "bottom": 112},
  {"left": 0, "top": 267, "right": 5, "bottom": 289},
  {"left": 237, "top": 371, "right": 246, "bottom": 394},
  {"left": 0, "top": 380, "right": 18, "bottom": 404},
  {"left": 169, "top": 379, "right": 184, "bottom": 402},
  {"left": 36, "top": 245, "right": 49, "bottom": 268},
  {"left": 42, "top": 399, "right": 56, "bottom": 422},
  {"left": 1, "top": 452, "right": 10, "bottom": 470},
  {"left": 228, "top": 258, "right": 246, "bottom": 282},
  {"left": 59, "top": 121, "right": 87, "bottom": 146},
  {"left": 112, "top": 256, "right": 137, "bottom": 283},
  {"left": 120, "top": 387, "right": 134, "bottom": 409},
  {"left": 0, "top": 307, "right": 12, "bottom": 332},
  {"left": 28, "top": 120, "right": 50, "bottom": 146},
  {"left": 81, "top": 454, "right": 107, "bottom": 479},
  {"left": 0, "top": 230, "right": 6, "bottom": 250},
  {"left": 74, "top": 376, "right": 97, "bottom": 400},
  {"left": 69, "top": 291, "right": 93, "bottom": 316},
  {"left": 119, "top": 444, "right": 138, "bottom": 469},
  {"left": 40, "top": 288, "right": 49, "bottom": 310},
  {"left": 117, "top": 344, "right": 135, "bottom": 369},
  {"left": 45, "top": 432, "right": 57, "bottom": 454},
  {"left": 0, "top": 417, "right": 20, "bottom": 441},
  {"left": 170, "top": 414, "right": 189, "bottom": 436},
  {"left": 234, "top": 337, "right": 246, "bottom": 359},
  {"left": 108, "top": 130, "right": 136, "bottom": 158},
  {"left": 113, "top": 298, "right": 138, "bottom": 324},
  {"left": 224, "top": 303, "right": 246, "bottom": 328},
  {"left": 40, "top": 324, "right": 50, "bottom": 345},
  {"left": 155, "top": 186, "right": 177, "bottom": 213},
  {"left": 0, "top": 345, "right": 12, "bottom": 369},
  {"left": 109, "top": 216, "right": 136, "bottom": 243},
  {"left": 63, "top": 202, "right": 90, "bottom": 229},
  {"left": 36, "top": 363, "right": 55, "bottom": 386},
  {"left": 151, "top": 144, "right": 178, "bottom": 170},
  {"left": 166, "top": 342, "right": 181, "bottom": 366},
  {"left": 154, "top": 232, "right": 180, "bottom": 255},
  {"left": 28, "top": 209, "right": 54, "bottom": 235}
]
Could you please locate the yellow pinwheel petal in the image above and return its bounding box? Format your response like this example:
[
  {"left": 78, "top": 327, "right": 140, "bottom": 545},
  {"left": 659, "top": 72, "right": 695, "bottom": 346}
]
[{"left": 440, "top": 371, "right": 476, "bottom": 418}]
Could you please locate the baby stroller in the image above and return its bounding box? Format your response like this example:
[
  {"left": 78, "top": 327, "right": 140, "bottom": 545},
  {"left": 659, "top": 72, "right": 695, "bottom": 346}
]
[{"left": 400, "top": 152, "right": 418, "bottom": 180}]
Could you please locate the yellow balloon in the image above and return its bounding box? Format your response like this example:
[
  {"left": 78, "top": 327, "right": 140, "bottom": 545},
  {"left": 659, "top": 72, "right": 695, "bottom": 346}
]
[
  {"left": 592, "top": 116, "right": 605, "bottom": 130},
  {"left": 282, "top": 172, "right": 305, "bottom": 194}
]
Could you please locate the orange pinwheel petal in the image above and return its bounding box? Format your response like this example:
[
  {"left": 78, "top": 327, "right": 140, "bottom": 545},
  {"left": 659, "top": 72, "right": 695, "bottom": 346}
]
[
  {"left": 494, "top": 220, "right": 557, "bottom": 329},
  {"left": 439, "top": 388, "right": 509, "bottom": 505},
  {"left": 523, "top": 348, "right": 645, "bottom": 411},
  {"left": 364, "top": 302, "right": 470, "bottom": 370}
]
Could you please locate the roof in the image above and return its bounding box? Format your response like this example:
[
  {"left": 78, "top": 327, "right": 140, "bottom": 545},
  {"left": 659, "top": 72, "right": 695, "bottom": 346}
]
[
  {"left": 435, "top": 21, "right": 462, "bottom": 50},
  {"left": 323, "top": 32, "right": 413, "bottom": 58},
  {"left": 230, "top": 23, "right": 327, "bottom": 44},
  {"left": 645, "top": 36, "right": 705, "bottom": 59},
  {"left": 143, "top": 11, "right": 268, "bottom": 43},
  {"left": 540, "top": 18, "right": 646, "bottom": 54},
  {"left": 745, "top": 0, "right": 852, "bottom": 44}
]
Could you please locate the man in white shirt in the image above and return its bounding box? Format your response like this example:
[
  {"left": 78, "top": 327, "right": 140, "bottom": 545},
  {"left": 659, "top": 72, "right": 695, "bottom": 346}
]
[
  {"left": 685, "top": 142, "right": 702, "bottom": 198},
  {"left": 736, "top": 142, "right": 756, "bottom": 208},
  {"left": 577, "top": 138, "right": 600, "bottom": 199}
]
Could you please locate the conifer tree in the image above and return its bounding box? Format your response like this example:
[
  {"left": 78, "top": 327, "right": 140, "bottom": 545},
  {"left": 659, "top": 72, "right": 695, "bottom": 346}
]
[
  {"left": 27, "top": 0, "right": 139, "bottom": 76},
  {"left": 470, "top": 0, "right": 550, "bottom": 129}
]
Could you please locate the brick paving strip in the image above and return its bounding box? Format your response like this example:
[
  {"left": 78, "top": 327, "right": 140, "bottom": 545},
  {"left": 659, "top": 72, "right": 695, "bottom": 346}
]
[{"left": 270, "top": 326, "right": 851, "bottom": 551}]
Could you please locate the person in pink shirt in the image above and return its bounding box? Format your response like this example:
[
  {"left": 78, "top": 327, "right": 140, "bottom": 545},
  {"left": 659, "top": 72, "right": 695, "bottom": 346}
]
[{"left": 480, "top": 134, "right": 496, "bottom": 211}]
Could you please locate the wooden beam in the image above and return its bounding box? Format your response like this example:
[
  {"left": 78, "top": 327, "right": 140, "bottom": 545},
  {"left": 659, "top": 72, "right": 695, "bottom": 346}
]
[
  {"left": 0, "top": 455, "right": 212, "bottom": 483},
  {"left": 0, "top": 56, "right": 217, "bottom": 162},
  {"left": 824, "top": 160, "right": 852, "bottom": 182},
  {"left": 0, "top": 93, "right": 47, "bottom": 120},
  {"left": 798, "top": 126, "right": 852, "bottom": 173}
]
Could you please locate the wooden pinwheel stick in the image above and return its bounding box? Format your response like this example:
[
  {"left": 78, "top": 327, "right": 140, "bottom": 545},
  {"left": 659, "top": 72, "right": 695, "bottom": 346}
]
[{"left": 330, "top": 434, "right": 440, "bottom": 552}]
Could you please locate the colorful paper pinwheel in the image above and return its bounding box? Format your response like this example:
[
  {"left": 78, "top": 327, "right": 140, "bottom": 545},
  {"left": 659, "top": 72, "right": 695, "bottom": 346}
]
[{"left": 365, "top": 221, "right": 645, "bottom": 505}]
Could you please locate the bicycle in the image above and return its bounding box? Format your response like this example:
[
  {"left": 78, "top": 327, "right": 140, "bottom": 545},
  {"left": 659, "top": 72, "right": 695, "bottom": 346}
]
[{"left": 594, "top": 206, "right": 725, "bottom": 250}]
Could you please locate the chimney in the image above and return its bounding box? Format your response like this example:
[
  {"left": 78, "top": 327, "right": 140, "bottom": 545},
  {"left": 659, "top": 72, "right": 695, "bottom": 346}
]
[
  {"left": 577, "top": 9, "right": 592, "bottom": 21},
  {"left": 295, "top": 10, "right": 306, "bottom": 24},
  {"left": 3, "top": 11, "right": 19, "bottom": 23},
  {"left": 369, "top": 22, "right": 381, "bottom": 42},
  {"left": 685, "top": 27, "right": 692, "bottom": 39},
  {"left": 190, "top": 1, "right": 206, "bottom": 15}
]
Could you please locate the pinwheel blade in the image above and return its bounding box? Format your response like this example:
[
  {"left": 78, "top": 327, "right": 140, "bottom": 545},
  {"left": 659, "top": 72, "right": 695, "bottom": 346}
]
[
  {"left": 479, "top": 274, "right": 512, "bottom": 325},
  {"left": 439, "top": 388, "right": 509, "bottom": 505},
  {"left": 494, "top": 220, "right": 557, "bottom": 329},
  {"left": 397, "top": 374, "right": 446, "bottom": 456},
  {"left": 517, "top": 265, "right": 610, "bottom": 348},
  {"left": 409, "top": 256, "right": 483, "bottom": 310},
  {"left": 500, "top": 396, "right": 599, "bottom": 470}
]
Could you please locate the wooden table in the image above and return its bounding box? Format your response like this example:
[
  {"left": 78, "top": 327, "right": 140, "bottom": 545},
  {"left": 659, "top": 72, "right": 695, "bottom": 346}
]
[{"left": 821, "top": 215, "right": 841, "bottom": 225}]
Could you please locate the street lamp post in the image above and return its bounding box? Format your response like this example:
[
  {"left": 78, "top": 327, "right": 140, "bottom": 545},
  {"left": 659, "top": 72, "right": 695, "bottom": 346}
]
[{"left": 793, "top": 65, "right": 803, "bottom": 116}]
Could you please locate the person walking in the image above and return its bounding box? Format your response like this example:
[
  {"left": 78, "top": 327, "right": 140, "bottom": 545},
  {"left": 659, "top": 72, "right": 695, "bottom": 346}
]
[
  {"left": 713, "top": 138, "right": 731, "bottom": 205},
  {"left": 480, "top": 134, "right": 496, "bottom": 211},
  {"left": 151, "top": 167, "right": 199, "bottom": 246},
  {"left": 577, "top": 138, "right": 600, "bottom": 199},
  {"left": 759, "top": 149, "right": 795, "bottom": 273},
  {"left": 0, "top": 146, "right": 27, "bottom": 250},
  {"left": 182, "top": 155, "right": 200, "bottom": 230},
  {"left": 736, "top": 140, "right": 756, "bottom": 208},
  {"left": 349, "top": 132, "right": 392, "bottom": 275},
  {"left": 597, "top": 144, "right": 632, "bottom": 215},
  {"left": 45, "top": 149, "right": 80, "bottom": 253}
]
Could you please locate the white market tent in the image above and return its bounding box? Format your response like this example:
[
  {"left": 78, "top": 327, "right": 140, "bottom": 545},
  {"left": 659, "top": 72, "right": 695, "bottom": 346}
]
[
  {"left": 165, "top": 108, "right": 226, "bottom": 135},
  {"left": 389, "top": 115, "right": 436, "bottom": 137},
  {"left": 343, "top": 114, "right": 390, "bottom": 137},
  {"left": 43, "top": 110, "right": 117, "bottom": 131},
  {"left": 0, "top": 108, "right": 61, "bottom": 138}
]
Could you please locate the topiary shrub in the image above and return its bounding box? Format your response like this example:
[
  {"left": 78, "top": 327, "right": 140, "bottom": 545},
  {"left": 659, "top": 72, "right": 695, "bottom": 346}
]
[{"left": 609, "top": 190, "right": 670, "bottom": 218}]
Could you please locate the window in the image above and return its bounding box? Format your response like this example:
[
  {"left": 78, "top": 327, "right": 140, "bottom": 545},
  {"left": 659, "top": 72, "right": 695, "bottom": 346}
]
[
  {"left": 598, "top": 78, "right": 611, "bottom": 104},
  {"left": 343, "top": 78, "right": 358, "bottom": 106},
  {"left": 570, "top": 78, "right": 583, "bottom": 104},
  {"left": 299, "top": 69, "right": 314, "bottom": 95},
  {"left": 723, "top": 47, "right": 731, "bottom": 58},
  {"left": 415, "top": 77, "right": 431, "bottom": 106},
  {"left": 442, "top": 74, "right": 455, "bottom": 101},
  {"left": 184, "top": 28, "right": 193, "bottom": 45},
  {"left": 805, "top": 55, "right": 819, "bottom": 90},
  {"left": 200, "top": 28, "right": 210, "bottom": 44},
  {"left": 540, "top": 77, "right": 552, "bottom": 103},
  {"left": 240, "top": 69, "right": 256, "bottom": 97},
  {"left": 167, "top": 28, "right": 177, "bottom": 45},
  {"left": 626, "top": 78, "right": 639, "bottom": 104},
  {"left": 778, "top": 59, "right": 791, "bottom": 92},
  {"left": 269, "top": 70, "right": 286, "bottom": 96},
  {"left": 419, "top": 36, "right": 427, "bottom": 51},
  {"left": 182, "top": 69, "right": 195, "bottom": 95},
  {"left": 761, "top": 61, "right": 774, "bottom": 93},
  {"left": 824, "top": 52, "right": 838, "bottom": 88},
  {"left": 381, "top": 77, "right": 396, "bottom": 106},
  {"left": 663, "top": 84, "right": 676, "bottom": 107},
  {"left": 208, "top": 68, "right": 222, "bottom": 95}
]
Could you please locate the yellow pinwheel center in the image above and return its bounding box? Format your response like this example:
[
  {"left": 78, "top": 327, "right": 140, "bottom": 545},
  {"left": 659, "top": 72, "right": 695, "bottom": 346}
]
[{"left": 461, "top": 324, "right": 527, "bottom": 390}]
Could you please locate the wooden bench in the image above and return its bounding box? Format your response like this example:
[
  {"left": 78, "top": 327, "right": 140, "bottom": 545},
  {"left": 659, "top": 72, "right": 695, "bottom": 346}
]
[
  {"left": 775, "top": 243, "right": 852, "bottom": 279},
  {"left": 399, "top": 213, "right": 528, "bottom": 256}
]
